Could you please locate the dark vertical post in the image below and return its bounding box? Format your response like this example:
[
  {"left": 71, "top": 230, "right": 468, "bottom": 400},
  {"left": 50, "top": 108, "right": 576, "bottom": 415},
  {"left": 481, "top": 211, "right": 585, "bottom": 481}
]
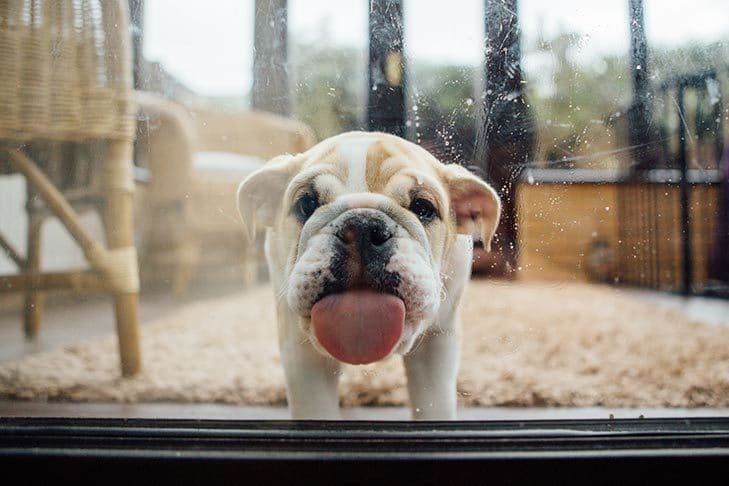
[
  {"left": 367, "top": 0, "right": 405, "bottom": 137},
  {"left": 475, "top": 0, "right": 534, "bottom": 278},
  {"left": 128, "top": 0, "right": 144, "bottom": 90},
  {"left": 708, "top": 116, "right": 729, "bottom": 290},
  {"left": 628, "top": 0, "right": 654, "bottom": 170},
  {"left": 253, "top": 0, "right": 289, "bottom": 116},
  {"left": 128, "top": 0, "right": 145, "bottom": 172},
  {"left": 677, "top": 84, "right": 693, "bottom": 295}
]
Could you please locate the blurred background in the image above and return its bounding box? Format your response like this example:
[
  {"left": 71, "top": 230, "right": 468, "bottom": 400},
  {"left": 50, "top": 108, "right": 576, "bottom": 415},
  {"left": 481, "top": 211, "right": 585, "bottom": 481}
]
[
  {"left": 0, "top": 1, "right": 728, "bottom": 393},
  {"left": 3, "top": 0, "right": 727, "bottom": 298}
]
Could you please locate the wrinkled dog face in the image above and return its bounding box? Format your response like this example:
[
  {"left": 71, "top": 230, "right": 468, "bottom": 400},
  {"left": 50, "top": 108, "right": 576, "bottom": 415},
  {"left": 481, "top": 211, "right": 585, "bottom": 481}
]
[
  {"left": 238, "top": 132, "right": 500, "bottom": 362},
  {"left": 286, "top": 180, "right": 445, "bottom": 356}
]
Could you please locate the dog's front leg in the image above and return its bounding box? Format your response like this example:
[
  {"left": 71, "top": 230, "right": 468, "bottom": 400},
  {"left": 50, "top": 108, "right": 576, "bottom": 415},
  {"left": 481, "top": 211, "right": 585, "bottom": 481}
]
[
  {"left": 403, "top": 322, "right": 460, "bottom": 420},
  {"left": 403, "top": 235, "right": 472, "bottom": 420},
  {"left": 279, "top": 314, "right": 341, "bottom": 419}
]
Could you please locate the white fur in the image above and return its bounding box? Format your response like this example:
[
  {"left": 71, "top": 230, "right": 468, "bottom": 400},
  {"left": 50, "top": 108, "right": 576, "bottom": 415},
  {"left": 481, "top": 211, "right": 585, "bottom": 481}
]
[
  {"left": 287, "top": 233, "right": 337, "bottom": 318},
  {"left": 248, "top": 134, "right": 487, "bottom": 421},
  {"left": 338, "top": 138, "right": 375, "bottom": 192},
  {"left": 278, "top": 206, "right": 468, "bottom": 420},
  {"left": 338, "top": 192, "right": 388, "bottom": 209},
  {"left": 404, "top": 235, "right": 472, "bottom": 419},
  {"left": 385, "top": 237, "right": 442, "bottom": 353}
]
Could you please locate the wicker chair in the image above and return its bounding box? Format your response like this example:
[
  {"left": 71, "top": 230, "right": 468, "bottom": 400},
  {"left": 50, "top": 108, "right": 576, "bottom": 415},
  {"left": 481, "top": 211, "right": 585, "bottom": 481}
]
[
  {"left": 134, "top": 94, "right": 316, "bottom": 295},
  {"left": 0, "top": 0, "right": 141, "bottom": 376}
]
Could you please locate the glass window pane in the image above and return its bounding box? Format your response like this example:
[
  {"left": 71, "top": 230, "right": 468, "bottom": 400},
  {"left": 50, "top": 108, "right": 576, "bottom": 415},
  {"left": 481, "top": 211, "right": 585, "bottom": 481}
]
[
  {"left": 289, "top": 0, "right": 367, "bottom": 138},
  {"left": 0, "top": 0, "right": 727, "bottom": 426},
  {"left": 144, "top": 0, "right": 254, "bottom": 102}
]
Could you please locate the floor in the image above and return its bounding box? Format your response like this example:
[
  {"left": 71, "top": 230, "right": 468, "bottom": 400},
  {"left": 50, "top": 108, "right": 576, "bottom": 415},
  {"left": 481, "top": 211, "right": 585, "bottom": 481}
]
[{"left": 1, "top": 279, "right": 728, "bottom": 421}]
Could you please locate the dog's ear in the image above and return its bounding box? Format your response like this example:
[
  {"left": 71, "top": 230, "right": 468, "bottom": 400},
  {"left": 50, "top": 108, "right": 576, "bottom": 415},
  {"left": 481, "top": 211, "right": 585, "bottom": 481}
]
[
  {"left": 237, "top": 154, "right": 302, "bottom": 242},
  {"left": 440, "top": 164, "right": 501, "bottom": 252}
]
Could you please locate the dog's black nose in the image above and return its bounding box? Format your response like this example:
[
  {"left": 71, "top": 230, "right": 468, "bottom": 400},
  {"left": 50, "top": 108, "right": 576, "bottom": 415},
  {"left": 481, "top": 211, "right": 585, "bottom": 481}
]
[{"left": 337, "top": 218, "right": 393, "bottom": 247}]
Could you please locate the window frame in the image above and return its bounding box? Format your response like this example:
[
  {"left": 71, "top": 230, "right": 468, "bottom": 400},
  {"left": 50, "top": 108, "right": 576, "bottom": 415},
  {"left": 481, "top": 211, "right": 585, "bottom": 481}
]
[
  {"left": 2, "top": 417, "right": 728, "bottom": 483},
  {"left": 3, "top": 2, "right": 728, "bottom": 483}
]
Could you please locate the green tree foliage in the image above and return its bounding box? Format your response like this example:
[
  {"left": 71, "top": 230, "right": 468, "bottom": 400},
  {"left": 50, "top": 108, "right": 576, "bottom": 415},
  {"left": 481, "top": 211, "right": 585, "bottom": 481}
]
[
  {"left": 289, "top": 35, "right": 728, "bottom": 170},
  {"left": 291, "top": 42, "right": 364, "bottom": 140},
  {"left": 408, "top": 62, "right": 479, "bottom": 166}
]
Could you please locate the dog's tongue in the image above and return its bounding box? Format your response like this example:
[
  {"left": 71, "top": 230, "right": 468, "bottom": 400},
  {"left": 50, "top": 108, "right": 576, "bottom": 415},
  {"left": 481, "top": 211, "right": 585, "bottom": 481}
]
[{"left": 311, "top": 290, "right": 405, "bottom": 365}]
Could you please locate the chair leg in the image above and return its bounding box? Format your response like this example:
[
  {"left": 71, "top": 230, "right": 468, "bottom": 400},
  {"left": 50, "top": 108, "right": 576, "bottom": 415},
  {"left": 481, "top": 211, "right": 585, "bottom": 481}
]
[
  {"left": 8, "top": 145, "right": 141, "bottom": 375},
  {"left": 102, "top": 141, "right": 142, "bottom": 377},
  {"left": 23, "top": 219, "right": 43, "bottom": 339}
]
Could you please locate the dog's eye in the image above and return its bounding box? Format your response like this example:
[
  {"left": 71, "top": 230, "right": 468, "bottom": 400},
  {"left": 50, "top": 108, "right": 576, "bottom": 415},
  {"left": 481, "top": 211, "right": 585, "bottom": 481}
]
[
  {"left": 409, "top": 198, "right": 438, "bottom": 223},
  {"left": 293, "top": 193, "right": 320, "bottom": 223}
]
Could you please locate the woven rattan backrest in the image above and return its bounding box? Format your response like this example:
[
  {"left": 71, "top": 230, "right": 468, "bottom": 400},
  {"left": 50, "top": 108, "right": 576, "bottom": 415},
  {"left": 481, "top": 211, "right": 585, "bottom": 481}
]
[{"left": 0, "top": 0, "right": 135, "bottom": 142}]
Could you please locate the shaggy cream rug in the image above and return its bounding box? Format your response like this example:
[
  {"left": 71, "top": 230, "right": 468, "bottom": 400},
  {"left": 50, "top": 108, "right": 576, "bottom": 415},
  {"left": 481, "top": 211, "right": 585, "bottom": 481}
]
[{"left": 1, "top": 280, "right": 728, "bottom": 408}]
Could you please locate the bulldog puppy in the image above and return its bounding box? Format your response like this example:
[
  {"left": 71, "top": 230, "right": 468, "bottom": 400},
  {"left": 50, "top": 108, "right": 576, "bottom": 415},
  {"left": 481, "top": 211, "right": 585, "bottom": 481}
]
[{"left": 237, "top": 131, "right": 500, "bottom": 420}]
